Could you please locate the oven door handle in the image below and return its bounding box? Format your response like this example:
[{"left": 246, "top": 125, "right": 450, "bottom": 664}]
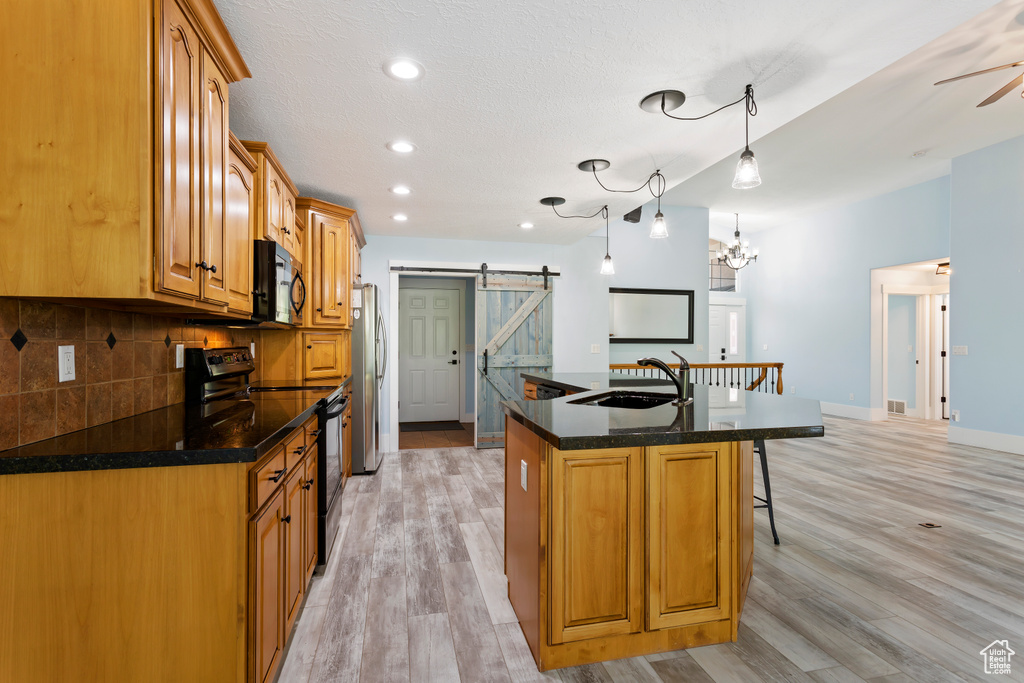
[{"left": 325, "top": 398, "right": 349, "bottom": 420}]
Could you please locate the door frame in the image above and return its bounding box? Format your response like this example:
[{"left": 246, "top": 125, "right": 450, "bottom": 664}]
[
  {"left": 388, "top": 259, "right": 560, "bottom": 451},
  {"left": 871, "top": 281, "right": 949, "bottom": 421},
  {"left": 397, "top": 277, "right": 468, "bottom": 425}
]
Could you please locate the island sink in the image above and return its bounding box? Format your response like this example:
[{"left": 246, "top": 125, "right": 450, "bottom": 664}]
[{"left": 567, "top": 390, "right": 675, "bottom": 409}]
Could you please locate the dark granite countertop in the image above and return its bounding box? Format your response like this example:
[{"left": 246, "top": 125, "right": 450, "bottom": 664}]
[
  {"left": 503, "top": 383, "right": 823, "bottom": 450},
  {"left": 0, "top": 378, "right": 348, "bottom": 475}
]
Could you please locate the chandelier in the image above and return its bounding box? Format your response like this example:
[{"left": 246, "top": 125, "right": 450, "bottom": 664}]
[{"left": 716, "top": 214, "right": 758, "bottom": 270}]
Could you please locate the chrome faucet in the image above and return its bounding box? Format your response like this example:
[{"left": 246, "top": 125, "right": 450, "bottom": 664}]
[{"left": 637, "top": 352, "right": 691, "bottom": 404}]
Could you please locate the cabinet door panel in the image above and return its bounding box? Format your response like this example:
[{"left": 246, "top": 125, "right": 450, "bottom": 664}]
[
  {"left": 303, "top": 447, "right": 318, "bottom": 583},
  {"left": 313, "top": 216, "right": 348, "bottom": 325},
  {"left": 647, "top": 443, "right": 731, "bottom": 630},
  {"left": 251, "top": 489, "right": 284, "bottom": 683},
  {"left": 225, "top": 151, "right": 254, "bottom": 314},
  {"left": 264, "top": 167, "right": 283, "bottom": 242},
  {"left": 282, "top": 193, "right": 296, "bottom": 256},
  {"left": 284, "top": 465, "right": 305, "bottom": 635},
  {"left": 303, "top": 333, "right": 343, "bottom": 379},
  {"left": 200, "top": 50, "right": 229, "bottom": 304},
  {"left": 159, "top": 0, "right": 201, "bottom": 298},
  {"left": 549, "top": 447, "right": 643, "bottom": 644}
]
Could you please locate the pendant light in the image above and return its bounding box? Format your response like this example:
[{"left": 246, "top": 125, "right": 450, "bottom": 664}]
[
  {"left": 732, "top": 85, "right": 761, "bottom": 189},
  {"left": 716, "top": 214, "right": 758, "bottom": 270},
  {"left": 577, "top": 160, "right": 670, "bottom": 239},
  {"left": 600, "top": 206, "right": 615, "bottom": 274}
]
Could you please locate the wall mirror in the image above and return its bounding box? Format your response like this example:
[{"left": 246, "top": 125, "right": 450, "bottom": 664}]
[{"left": 608, "top": 287, "right": 695, "bottom": 344}]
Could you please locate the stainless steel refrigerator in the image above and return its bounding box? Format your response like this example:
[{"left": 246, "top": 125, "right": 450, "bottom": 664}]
[{"left": 352, "top": 283, "right": 387, "bottom": 473}]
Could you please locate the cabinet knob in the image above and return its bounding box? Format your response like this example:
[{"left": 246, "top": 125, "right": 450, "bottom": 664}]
[
  {"left": 208, "top": 264, "right": 217, "bottom": 274},
  {"left": 306, "top": 345, "right": 312, "bottom": 349},
  {"left": 282, "top": 228, "right": 291, "bottom": 234},
  {"left": 337, "top": 302, "right": 343, "bottom": 306},
  {"left": 283, "top": 514, "right": 292, "bottom": 524},
  {"left": 302, "top": 478, "right": 313, "bottom": 491},
  {"left": 316, "top": 307, "right": 322, "bottom": 312}
]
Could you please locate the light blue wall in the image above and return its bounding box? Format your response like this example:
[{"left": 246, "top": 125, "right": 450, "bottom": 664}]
[
  {"left": 949, "top": 134, "right": 1024, "bottom": 437},
  {"left": 744, "top": 176, "right": 951, "bottom": 407},
  {"left": 887, "top": 295, "right": 916, "bottom": 409},
  {"left": 362, "top": 203, "right": 709, "bottom": 442}
]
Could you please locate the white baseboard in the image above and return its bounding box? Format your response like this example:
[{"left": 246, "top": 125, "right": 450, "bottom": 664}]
[
  {"left": 820, "top": 402, "right": 887, "bottom": 421},
  {"left": 948, "top": 426, "right": 1024, "bottom": 456},
  {"left": 462, "top": 412, "right": 474, "bottom": 424}
]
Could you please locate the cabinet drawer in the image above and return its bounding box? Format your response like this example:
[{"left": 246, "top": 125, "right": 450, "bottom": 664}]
[
  {"left": 523, "top": 382, "right": 537, "bottom": 400},
  {"left": 305, "top": 415, "right": 321, "bottom": 444},
  {"left": 251, "top": 445, "right": 287, "bottom": 512},
  {"left": 283, "top": 428, "right": 307, "bottom": 472}
]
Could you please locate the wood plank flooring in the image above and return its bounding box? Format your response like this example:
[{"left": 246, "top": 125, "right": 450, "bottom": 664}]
[{"left": 284, "top": 417, "right": 1024, "bottom": 682}]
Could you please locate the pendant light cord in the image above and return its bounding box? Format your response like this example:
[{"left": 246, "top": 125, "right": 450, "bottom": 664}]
[
  {"left": 659, "top": 84, "right": 756, "bottom": 123},
  {"left": 590, "top": 168, "right": 666, "bottom": 199},
  {"left": 549, "top": 203, "right": 606, "bottom": 220},
  {"left": 604, "top": 206, "right": 610, "bottom": 254}
]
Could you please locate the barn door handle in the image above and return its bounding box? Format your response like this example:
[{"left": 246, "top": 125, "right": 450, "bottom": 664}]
[{"left": 482, "top": 349, "right": 488, "bottom": 375}]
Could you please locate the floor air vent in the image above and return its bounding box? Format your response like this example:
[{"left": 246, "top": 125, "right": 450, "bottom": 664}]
[{"left": 887, "top": 399, "right": 906, "bottom": 415}]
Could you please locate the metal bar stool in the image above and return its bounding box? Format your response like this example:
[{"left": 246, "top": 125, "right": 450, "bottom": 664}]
[{"left": 753, "top": 439, "right": 780, "bottom": 545}]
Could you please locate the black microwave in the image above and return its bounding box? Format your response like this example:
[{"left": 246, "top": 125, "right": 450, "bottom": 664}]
[{"left": 254, "top": 240, "right": 305, "bottom": 326}]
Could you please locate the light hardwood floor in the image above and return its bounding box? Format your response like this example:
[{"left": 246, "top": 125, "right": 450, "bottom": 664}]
[{"left": 282, "top": 416, "right": 1024, "bottom": 682}]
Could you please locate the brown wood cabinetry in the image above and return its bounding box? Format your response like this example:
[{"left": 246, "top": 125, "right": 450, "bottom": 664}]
[
  {"left": 242, "top": 141, "right": 300, "bottom": 259},
  {"left": 343, "top": 389, "right": 353, "bottom": 481},
  {"left": 304, "top": 333, "right": 345, "bottom": 379},
  {"left": 283, "top": 465, "right": 305, "bottom": 636},
  {"left": 505, "top": 419, "right": 753, "bottom": 671},
  {"left": 303, "top": 447, "right": 319, "bottom": 583},
  {"left": 1, "top": 0, "right": 251, "bottom": 313},
  {"left": 296, "top": 198, "right": 367, "bottom": 331},
  {"left": 251, "top": 487, "right": 285, "bottom": 683},
  {"left": 226, "top": 134, "right": 257, "bottom": 314},
  {"left": 549, "top": 446, "right": 643, "bottom": 644}
]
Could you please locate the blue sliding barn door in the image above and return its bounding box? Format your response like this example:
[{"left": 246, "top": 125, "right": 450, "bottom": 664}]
[{"left": 475, "top": 275, "right": 553, "bottom": 448}]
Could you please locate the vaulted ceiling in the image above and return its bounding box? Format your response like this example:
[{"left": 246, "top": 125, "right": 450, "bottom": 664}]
[{"left": 218, "top": 0, "right": 1011, "bottom": 244}]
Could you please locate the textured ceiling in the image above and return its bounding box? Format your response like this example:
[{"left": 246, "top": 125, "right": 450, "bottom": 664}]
[
  {"left": 217, "top": 0, "right": 999, "bottom": 245},
  {"left": 681, "top": 0, "right": 1024, "bottom": 240}
]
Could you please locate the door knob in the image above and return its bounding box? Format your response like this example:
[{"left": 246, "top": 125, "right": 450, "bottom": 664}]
[
  {"left": 448, "top": 359, "right": 458, "bottom": 365},
  {"left": 721, "top": 355, "right": 726, "bottom": 361}
]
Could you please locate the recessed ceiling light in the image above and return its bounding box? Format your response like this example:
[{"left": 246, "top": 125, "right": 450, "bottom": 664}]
[
  {"left": 384, "top": 58, "right": 424, "bottom": 81},
  {"left": 392, "top": 214, "right": 408, "bottom": 221},
  {"left": 390, "top": 185, "right": 411, "bottom": 195},
  {"left": 911, "top": 150, "right": 927, "bottom": 158},
  {"left": 387, "top": 140, "right": 415, "bottom": 154},
  {"left": 519, "top": 222, "right": 534, "bottom": 229}
]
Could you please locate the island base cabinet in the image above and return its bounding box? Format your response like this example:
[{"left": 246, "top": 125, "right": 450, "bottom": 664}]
[{"left": 504, "top": 419, "right": 753, "bottom": 672}]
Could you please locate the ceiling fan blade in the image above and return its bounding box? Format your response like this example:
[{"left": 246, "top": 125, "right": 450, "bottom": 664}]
[
  {"left": 934, "top": 61, "right": 1024, "bottom": 86},
  {"left": 977, "top": 73, "right": 1024, "bottom": 107}
]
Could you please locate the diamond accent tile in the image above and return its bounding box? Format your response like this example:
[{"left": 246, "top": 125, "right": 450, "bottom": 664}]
[
  {"left": 10, "top": 329, "right": 27, "bottom": 352},
  {"left": 106, "top": 332, "right": 117, "bottom": 350},
  {"left": 203, "top": 336, "right": 208, "bottom": 347},
  {"left": 164, "top": 334, "right": 172, "bottom": 348}
]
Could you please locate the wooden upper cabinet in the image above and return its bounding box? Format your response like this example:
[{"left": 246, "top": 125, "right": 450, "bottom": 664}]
[
  {"left": 226, "top": 133, "right": 256, "bottom": 314},
  {"left": 296, "top": 198, "right": 357, "bottom": 329},
  {"left": 349, "top": 212, "right": 366, "bottom": 327},
  {"left": 159, "top": 0, "right": 202, "bottom": 300},
  {"left": 0, "top": 0, "right": 250, "bottom": 310},
  {"left": 646, "top": 443, "right": 732, "bottom": 630},
  {"left": 242, "top": 141, "right": 299, "bottom": 257},
  {"left": 549, "top": 446, "right": 644, "bottom": 644},
  {"left": 303, "top": 333, "right": 344, "bottom": 379},
  {"left": 199, "top": 49, "right": 229, "bottom": 305}
]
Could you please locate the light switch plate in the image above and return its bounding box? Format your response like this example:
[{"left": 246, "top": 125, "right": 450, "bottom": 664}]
[
  {"left": 952, "top": 345, "right": 968, "bottom": 356},
  {"left": 250, "top": 342, "right": 256, "bottom": 358},
  {"left": 696, "top": 344, "right": 704, "bottom": 352},
  {"left": 951, "top": 409, "right": 960, "bottom": 422},
  {"left": 849, "top": 393, "right": 855, "bottom": 401},
  {"left": 175, "top": 344, "right": 185, "bottom": 369},
  {"left": 58, "top": 345, "right": 75, "bottom": 382},
  {"left": 763, "top": 344, "right": 769, "bottom": 350},
  {"left": 590, "top": 381, "right": 600, "bottom": 390},
  {"left": 590, "top": 344, "right": 599, "bottom": 354},
  {"left": 520, "top": 460, "right": 528, "bottom": 492}
]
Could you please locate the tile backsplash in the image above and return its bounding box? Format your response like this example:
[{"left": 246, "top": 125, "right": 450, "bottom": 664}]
[{"left": 0, "top": 298, "right": 261, "bottom": 450}]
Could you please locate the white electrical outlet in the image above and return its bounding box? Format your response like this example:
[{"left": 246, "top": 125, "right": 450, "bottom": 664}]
[
  {"left": 520, "top": 460, "right": 528, "bottom": 492},
  {"left": 175, "top": 344, "right": 185, "bottom": 369},
  {"left": 590, "top": 381, "right": 600, "bottom": 391},
  {"left": 951, "top": 409, "right": 960, "bottom": 422},
  {"left": 57, "top": 345, "right": 75, "bottom": 382},
  {"left": 763, "top": 344, "right": 769, "bottom": 351},
  {"left": 790, "top": 386, "right": 795, "bottom": 394},
  {"left": 849, "top": 393, "right": 855, "bottom": 401},
  {"left": 696, "top": 344, "right": 704, "bottom": 352},
  {"left": 952, "top": 345, "right": 968, "bottom": 356},
  {"left": 590, "top": 344, "right": 599, "bottom": 354}
]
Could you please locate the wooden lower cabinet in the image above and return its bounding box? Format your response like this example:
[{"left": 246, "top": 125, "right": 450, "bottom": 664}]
[
  {"left": 505, "top": 419, "right": 753, "bottom": 671},
  {"left": 303, "top": 447, "right": 319, "bottom": 583},
  {"left": 283, "top": 465, "right": 306, "bottom": 636},
  {"left": 549, "top": 446, "right": 643, "bottom": 644},
  {"left": 251, "top": 488, "right": 285, "bottom": 683}
]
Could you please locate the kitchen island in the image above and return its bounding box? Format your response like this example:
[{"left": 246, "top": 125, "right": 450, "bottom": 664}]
[{"left": 501, "top": 383, "right": 823, "bottom": 671}]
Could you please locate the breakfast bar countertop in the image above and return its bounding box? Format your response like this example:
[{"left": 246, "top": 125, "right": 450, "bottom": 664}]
[{"left": 503, "top": 382, "right": 824, "bottom": 451}]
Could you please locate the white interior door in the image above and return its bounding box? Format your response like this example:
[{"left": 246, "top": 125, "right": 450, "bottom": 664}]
[{"left": 399, "top": 288, "right": 461, "bottom": 422}]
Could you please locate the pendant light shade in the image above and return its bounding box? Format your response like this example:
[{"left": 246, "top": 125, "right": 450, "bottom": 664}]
[
  {"left": 649, "top": 211, "right": 668, "bottom": 238},
  {"left": 600, "top": 253, "right": 615, "bottom": 275},
  {"left": 732, "top": 149, "right": 761, "bottom": 189}
]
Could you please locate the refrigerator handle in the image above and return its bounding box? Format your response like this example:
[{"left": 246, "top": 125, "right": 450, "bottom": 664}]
[{"left": 377, "top": 311, "right": 388, "bottom": 387}]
